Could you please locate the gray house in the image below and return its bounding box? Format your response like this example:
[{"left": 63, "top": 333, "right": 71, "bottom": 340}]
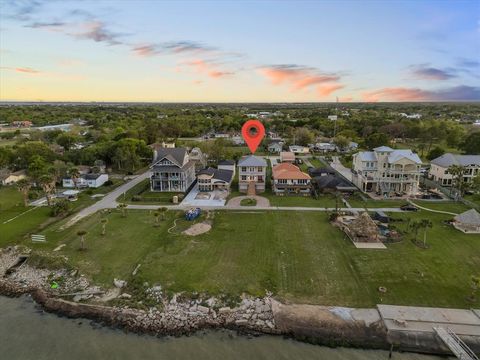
[
  {"left": 150, "top": 148, "right": 196, "bottom": 192},
  {"left": 238, "top": 155, "right": 268, "bottom": 194}
]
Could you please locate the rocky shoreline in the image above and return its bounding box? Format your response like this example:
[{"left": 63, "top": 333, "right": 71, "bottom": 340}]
[
  {"left": 0, "top": 247, "right": 280, "bottom": 337},
  {"left": 3, "top": 246, "right": 478, "bottom": 356}
]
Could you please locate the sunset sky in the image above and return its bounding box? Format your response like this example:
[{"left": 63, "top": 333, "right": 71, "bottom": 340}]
[{"left": 0, "top": 0, "right": 479, "bottom": 102}]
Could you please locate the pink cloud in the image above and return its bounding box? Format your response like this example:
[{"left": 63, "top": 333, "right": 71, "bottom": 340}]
[
  {"left": 1, "top": 66, "right": 41, "bottom": 74},
  {"left": 362, "top": 87, "right": 430, "bottom": 102},
  {"left": 183, "top": 59, "right": 234, "bottom": 78},
  {"left": 317, "top": 84, "right": 345, "bottom": 97},
  {"left": 259, "top": 65, "right": 343, "bottom": 97}
]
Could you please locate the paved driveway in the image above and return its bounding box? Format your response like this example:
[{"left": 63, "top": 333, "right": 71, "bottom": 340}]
[
  {"left": 227, "top": 195, "right": 271, "bottom": 208},
  {"left": 330, "top": 156, "right": 353, "bottom": 182},
  {"left": 62, "top": 170, "right": 150, "bottom": 228},
  {"left": 180, "top": 184, "right": 227, "bottom": 207}
]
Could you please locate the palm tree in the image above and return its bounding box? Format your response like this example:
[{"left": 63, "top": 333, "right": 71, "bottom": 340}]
[
  {"left": 77, "top": 230, "right": 87, "bottom": 250},
  {"left": 420, "top": 219, "right": 433, "bottom": 247},
  {"left": 409, "top": 220, "right": 421, "bottom": 243},
  {"left": 117, "top": 203, "right": 127, "bottom": 217},
  {"left": 448, "top": 164, "right": 466, "bottom": 199},
  {"left": 68, "top": 167, "right": 80, "bottom": 189},
  {"left": 100, "top": 218, "right": 108, "bottom": 236},
  {"left": 159, "top": 207, "right": 168, "bottom": 220},
  {"left": 39, "top": 174, "right": 56, "bottom": 206},
  {"left": 16, "top": 178, "right": 32, "bottom": 207},
  {"left": 153, "top": 211, "right": 160, "bottom": 226}
]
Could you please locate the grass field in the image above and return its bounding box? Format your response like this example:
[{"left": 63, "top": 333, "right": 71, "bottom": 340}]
[
  {"left": 118, "top": 179, "right": 181, "bottom": 205},
  {"left": 32, "top": 208, "right": 480, "bottom": 308},
  {"left": 0, "top": 187, "right": 51, "bottom": 247}
]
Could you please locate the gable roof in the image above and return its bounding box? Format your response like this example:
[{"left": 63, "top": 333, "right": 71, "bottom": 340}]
[
  {"left": 358, "top": 151, "right": 377, "bottom": 161},
  {"left": 387, "top": 149, "right": 422, "bottom": 164},
  {"left": 152, "top": 148, "right": 187, "bottom": 167},
  {"left": 238, "top": 155, "right": 267, "bottom": 167},
  {"left": 454, "top": 209, "right": 480, "bottom": 225},
  {"left": 373, "top": 146, "right": 394, "bottom": 152},
  {"left": 431, "top": 153, "right": 480, "bottom": 168},
  {"left": 272, "top": 162, "right": 311, "bottom": 180}
]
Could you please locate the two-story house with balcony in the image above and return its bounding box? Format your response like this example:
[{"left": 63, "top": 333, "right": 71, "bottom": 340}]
[
  {"left": 429, "top": 153, "right": 480, "bottom": 186},
  {"left": 272, "top": 162, "right": 311, "bottom": 196},
  {"left": 150, "top": 148, "right": 196, "bottom": 192},
  {"left": 352, "top": 146, "right": 422, "bottom": 196},
  {"left": 238, "top": 155, "right": 267, "bottom": 194}
]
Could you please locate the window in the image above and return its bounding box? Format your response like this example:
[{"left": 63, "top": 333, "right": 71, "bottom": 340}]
[
  {"left": 258, "top": 167, "right": 263, "bottom": 172},
  {"left": 241, "top": 167, "right": 247, "bottom": 172},
  {"left": 258, "top": 176, "right": 264, "bottom": 182},
  {"left": 241, "top": 175, "right": 247, "bottom": 181}
]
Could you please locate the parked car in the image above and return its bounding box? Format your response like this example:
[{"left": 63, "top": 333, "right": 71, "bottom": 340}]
[
  {"left": 295, "top": 158, "right": 303, "bottom": 165},
  {"left": 400, "top": 204, "right": 418, "bottom": 212}
]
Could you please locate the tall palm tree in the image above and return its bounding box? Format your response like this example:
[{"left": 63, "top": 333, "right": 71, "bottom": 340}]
[
  {"left": 77, "top": 230, "right": 87, "bottom": 250},
  {"left": 39, "top": 174, "right": 56, "bottom": 206},
  {"left": 117, "top": 203, "right": 127, "bottom": 217},
  {"left": 420, "top": 219, "right": 433, "bottom": 247},
  {"left": 16, "top": 178, "right": 32, "bottom": 207},
  {"left": 448, "top": 164, "right": 466, "bottom": 198},
  {"left": 100, "top": 218, "right": 108, "bottom": 236},
  {"left": 68, "top": 167, "right": 80, "bottom": 189}
]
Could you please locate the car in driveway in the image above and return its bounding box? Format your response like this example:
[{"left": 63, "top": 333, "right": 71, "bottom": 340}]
[{"left": 400, "top": 204, "right": 419, "bottom": 211}]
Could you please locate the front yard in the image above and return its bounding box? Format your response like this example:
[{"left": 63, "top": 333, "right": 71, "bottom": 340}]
[{"left": 32, "top": 209, "right": 480, "bottom": 308}]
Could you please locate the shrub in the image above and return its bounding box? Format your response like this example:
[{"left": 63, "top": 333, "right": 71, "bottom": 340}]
[
  {"left": 50, "top": 199, "right": 70, "bottom": 217},
  {"left": 103, "top": 180, "right": 114, "bottom": 186}
]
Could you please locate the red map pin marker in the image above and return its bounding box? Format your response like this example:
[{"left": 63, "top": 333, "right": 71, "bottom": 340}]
[{"left": 242, "top": 119, "right": 265, "bottom": 154}]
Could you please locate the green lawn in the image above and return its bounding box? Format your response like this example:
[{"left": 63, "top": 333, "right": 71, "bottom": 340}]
[
  {"left": 0, "top": 187, "right": 51, "bottom": 247},
  {"left": 118, "top": 179, "right": 181, "bottom": 205},
  {"left": 264, "top": 190, "right": 338, "bottom": 208},
  {"left": 308, "top": 157, "right": 326, "bottom": 168},
  {"left": 31, "top": 209, "right": 480, "bottom": 308}
]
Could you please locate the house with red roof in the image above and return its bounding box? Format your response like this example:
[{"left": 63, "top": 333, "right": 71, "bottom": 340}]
[{"left": 272, "top": 162, "right": 311, "bottom": 196}]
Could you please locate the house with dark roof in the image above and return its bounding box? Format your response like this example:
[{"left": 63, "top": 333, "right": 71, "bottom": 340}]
[
  {"left": 218, "top": 160, "right": 236, "bottom": 176},
  {"left": 150, "top": 148, "right": 196, "bottom": 192},
  {"left": 272, "top": 163, "right": 311, "bottom": 196},
  {"left": 197, "top": 167, "right": 234, "bottom": 192},
  {"left": 429, "top": 153, "right": 480, "bottom": 187},
  {"left": 238, "top": 155, "right": 267, "bottom": 194}
]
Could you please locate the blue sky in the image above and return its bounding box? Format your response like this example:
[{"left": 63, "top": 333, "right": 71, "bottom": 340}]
[{"left": 0, "top": 0, "right": 479, "bottom": 101}]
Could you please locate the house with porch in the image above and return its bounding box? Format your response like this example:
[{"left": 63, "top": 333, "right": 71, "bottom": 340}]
[
  {"left": 197, "top": 167, "right": 234, "bottom": 192},
  {"left": 352, "top": 146, "right": 422, "bottom": 196},
  {"left": 150, "top": 148, "right": 196, "bottom": 192},
  {"left": 238, "top": 155, "right": 267, "bottom": 194},
  {"left": 429, "top": 153, "right": 480, "bottom": 187},
  {"left": 272, "top": 162, "right": 311, "bottom": 196}
]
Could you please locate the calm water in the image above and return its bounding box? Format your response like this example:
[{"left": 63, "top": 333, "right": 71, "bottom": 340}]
[{"left": 0, "top": 296, "right": 449, "bottom": 360}]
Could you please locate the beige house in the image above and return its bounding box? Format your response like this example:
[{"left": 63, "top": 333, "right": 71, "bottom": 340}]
[
  {"left": 238, "top": 155, "right": 267, "bottom": 194},
  {"left": 0, "top": 169, "right": 27, "bottom": 185},
  {"left": 352, "top": 146, "right": 422, "bottom": 196},
  {"left": 429, "top": 153, "right": 480, "bottom": 186},
  {"left": 197, "top": 167, "right": 234, "bottom": 192}
]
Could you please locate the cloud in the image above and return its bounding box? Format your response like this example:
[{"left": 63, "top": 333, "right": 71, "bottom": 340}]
[
  {"left": 259, "top": 64, "right": 344, "bottom": 97},
  {"left": 1, "top": 66, "right": 41, "bottom": 74},
  {"left": 132, "top": 41, "right": 216, "bottom": 57},
  {"left": 362, "top": 85, "right": 480, "bottom": 102},
  {"left": 317, "top": 84, "right": 345, "bottom": 97},
  {"left": 72, "top": 20, "right": 124, "bottom": 46},
  {"left": 25, "top": 21, "right": 65, "bottom": 29},
  {"left": 182, "top": 59, "right": 234, "bottom": 78},
  {"left": 2, "top": 0, "right": 43, "bottom": 21},
  {"left": 409, "top": 64, "right": 455, "bottom": 80},
  {"left": 457, "top": 58, "right": 480, "bottom": 68}
]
